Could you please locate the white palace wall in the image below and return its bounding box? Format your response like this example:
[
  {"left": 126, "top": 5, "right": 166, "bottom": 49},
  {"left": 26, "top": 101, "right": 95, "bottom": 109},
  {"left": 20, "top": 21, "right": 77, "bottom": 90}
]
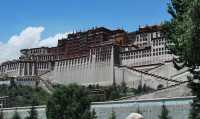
[
  {"left": 42, "top": 46, "right": 115, "bottom": 86},
  {"left": 115, "top": 66, "right": 175, "bottom": 89},
  {"left": 0, "top": 61, "right": 52, "bottom": 77},
  {"left": 115, "top": 61, "right": 190, "bottom": 89},
  {"left": 0, "top": 45, "right": 190, "bottom": 89},
  {"left": 134, "top": 61, "right": 190, "bottom": 82},
  {"left": 121, "top": 53, "right": 173, "bottom": 67}
]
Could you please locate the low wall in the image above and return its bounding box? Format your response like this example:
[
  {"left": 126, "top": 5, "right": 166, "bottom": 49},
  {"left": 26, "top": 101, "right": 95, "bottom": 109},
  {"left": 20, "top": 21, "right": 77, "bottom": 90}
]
[
  {"left": 1, "top": 105, "right": 46, "bottom": 119},
  {"left": 91, "top": 96, "right": 194, "bottom": 119}
]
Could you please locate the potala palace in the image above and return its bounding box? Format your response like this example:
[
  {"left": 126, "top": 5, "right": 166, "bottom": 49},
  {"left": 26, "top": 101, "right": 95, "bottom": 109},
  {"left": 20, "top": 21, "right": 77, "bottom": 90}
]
[
  {"left": 0, "top": 25, "right": 188, "bottom": 89},
  {"left": 0, "top": 25, "right": 193, "bottom": 119}
]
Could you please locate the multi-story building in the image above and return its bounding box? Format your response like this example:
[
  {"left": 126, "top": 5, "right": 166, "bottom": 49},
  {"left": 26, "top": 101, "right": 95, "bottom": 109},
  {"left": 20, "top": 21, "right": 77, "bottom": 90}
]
[
  {"left": 120, "top": 25, "right": 171, "bottom": 66},
  {"left": 0, "top": 25, "right": 185, "bottom": 89}
]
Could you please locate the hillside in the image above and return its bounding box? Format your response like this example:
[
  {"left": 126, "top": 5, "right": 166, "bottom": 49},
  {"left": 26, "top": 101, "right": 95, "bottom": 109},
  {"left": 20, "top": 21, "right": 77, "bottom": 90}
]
[{"left": 0, "top": 84, "right": 50, "bottom": 107}]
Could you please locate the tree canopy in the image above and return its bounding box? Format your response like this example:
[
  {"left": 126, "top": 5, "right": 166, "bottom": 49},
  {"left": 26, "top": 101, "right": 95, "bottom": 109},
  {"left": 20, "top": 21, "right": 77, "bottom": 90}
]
[
  {"left": 163, "top": 0, "right": 200, "bottom": 118},
  {"left": 109, "top": 110, "right": 116, "bottom": 119},
  {"left": 0, "top": 84, "right": 50, "bottom": 107},
  {"left": 163, "top": 0, "right": 200, "bottom": 66},
  {"left": 159, "top": 104, "right": 171, "bottom": 119},
  {"left": 46, "top": 84, "right": 94, "bottom": 119}
]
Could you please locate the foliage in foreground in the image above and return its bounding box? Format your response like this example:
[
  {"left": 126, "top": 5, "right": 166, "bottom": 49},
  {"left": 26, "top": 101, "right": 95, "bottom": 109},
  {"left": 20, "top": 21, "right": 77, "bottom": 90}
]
[
  {"left": 87, "top": 81, "right": 154, "bottom": 102},
  {"left": 109, "top": 110, "right": 116, "bottom": 119},
  {"left": 159, "top": 104, "right": 171, "bottom": 119},
  {"left": 163, "top": 0, "right": 200, "bottom": 118},
  {"left": 46, "top": 84, "right": 96, "bottom": 119},
  {"left": 0, "top": 84, "right": 50, "bottom": 107}
]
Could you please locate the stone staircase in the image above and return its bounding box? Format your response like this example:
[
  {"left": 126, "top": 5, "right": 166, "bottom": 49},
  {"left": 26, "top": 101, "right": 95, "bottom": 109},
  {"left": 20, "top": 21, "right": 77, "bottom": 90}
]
[
  {"left": 121, "top": 65, "right": 182, "bottom": 83},
  {"left": 38, "top": 70, "right": 55, "bottom": 94},
  {"left": 141, "top": 63, "right": 165, "bottom": 72},
  {"left": 39, "top": 77, "right": 54, "bottom": 94}
]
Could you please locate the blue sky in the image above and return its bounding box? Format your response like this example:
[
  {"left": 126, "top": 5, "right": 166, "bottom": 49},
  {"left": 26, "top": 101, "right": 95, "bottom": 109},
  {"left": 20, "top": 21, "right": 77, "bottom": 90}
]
[
  {"left": 0, "top": 0, "right": 171, "bottom": 42},
  {"left": 0, "top": 0, "right": 171, "bottom": 62}
]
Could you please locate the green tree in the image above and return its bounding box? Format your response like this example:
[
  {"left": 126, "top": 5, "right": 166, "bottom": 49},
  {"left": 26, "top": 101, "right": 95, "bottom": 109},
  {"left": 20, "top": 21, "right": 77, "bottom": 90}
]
[
  {"left": 104, "top": 85, "right": 120, "bottom": 100},
  {"left": 120, "top": 80, "right": 128, "bottom": 96},
  {"left": 109, "top": 110, "right": 116, "bottom": 119},
  {"left": 143, "top": 83, "right": 147, "bottom": 92},
  {"left": 90, "top": 109, "right": 97, "bottom": 119},
  {"left": 157, "top": 84, "right": 164, "bottom": 90},
  {"left": 12, "top": 110, "right": 21, "bottom": 119},
  {"left": 163, "top": 0, "right": 200, "bottom": 118},
  {"left": 159, "top": 104, "right": 171, "bottom": 119},
  {"left": 10, "top": 79, "right": 17, "bottom": 88},
  {"left": 189, "top": 4, "right": 200, "bottom": 119},
  {"left": 46, "top": 84, "right": 92, "bottom": 119},
  {"left": 0, "top": 85, "right": 49, "bottom": 108},
  {"left": 136, "top": 80, "right": 143, "bottom": 94}
]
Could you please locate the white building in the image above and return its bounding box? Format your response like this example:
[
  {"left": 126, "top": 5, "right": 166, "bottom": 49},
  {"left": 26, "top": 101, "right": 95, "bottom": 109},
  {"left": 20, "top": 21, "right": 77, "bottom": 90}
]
[{"left": 0, "top": 25, "right": 187, "bottom": 90}]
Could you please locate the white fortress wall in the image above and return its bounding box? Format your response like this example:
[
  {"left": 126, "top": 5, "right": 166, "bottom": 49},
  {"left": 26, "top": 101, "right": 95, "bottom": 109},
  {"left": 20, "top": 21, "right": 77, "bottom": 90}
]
[
  {"left": 0, "top": 62, "right": 20, "bottom": 77},
  {"left": 46, "top": 46, "right": 114, "bottom": 86},
  {"left": 144, "top": 61, "right": 190, "bottom": 82},
  {"left": 0, "top": 48, "right": 189, "bottom": 88},
  {"left": 148, "top": 61, "right": 178, "bottom": 78},
  {"left": 121, "top": 53, "right": 173, "bottom": 67},
  {"left": 0, "top": 61, "right": 52, "bottom": 78},
  {"left": 132, "top": 61, "right": 190, "bottom": 83},
  {"left": 115, "top": 66, "right": 176, "bottom": 89},
  {"left": 126, "top": 83, "right": 192, "bottom": 100},
  {"left": 117, "top": 47, "right": 191, "bottom": 89},
  {"left": 171, "top": 70, "right": 190, "bottom": 82}
]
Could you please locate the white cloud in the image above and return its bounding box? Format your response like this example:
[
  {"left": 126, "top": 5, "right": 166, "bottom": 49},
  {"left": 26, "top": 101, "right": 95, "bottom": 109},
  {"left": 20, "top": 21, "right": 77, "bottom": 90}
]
[
  {"left": 38, "top": 33, "right": 68, "bottom": 47},
  {"left": 0, "top": 26, "right": 70, "bottom": 63}
]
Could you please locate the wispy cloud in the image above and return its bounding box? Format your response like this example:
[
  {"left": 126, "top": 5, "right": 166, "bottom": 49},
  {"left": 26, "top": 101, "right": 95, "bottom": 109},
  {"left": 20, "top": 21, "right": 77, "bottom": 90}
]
[{"left": 0, "top": 26, "right": 69, "bottom": 63}]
